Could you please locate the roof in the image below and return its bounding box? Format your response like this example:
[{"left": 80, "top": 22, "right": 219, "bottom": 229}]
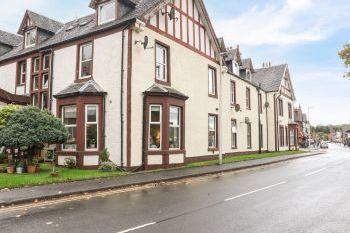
[
  {"left": 0, "top": 30, "right": 22, "bottom": 47},
  {"left": 241, "top": 58, "right": 254, "bottom": 71},
  {"left": 252, "top": 64, "right": 287, "bottom": 92},
  {"left": 89, "top": 0, "right": 139, "bottom": 8},
  {"left": 145, "top": 84, "right": 189, "bottom": 100},
  {"left": 0, "top": 88, "right": 31, "bottom": 105},
  {"left": 54, "top": 80, "right": 106, "bottom": 98},
  {"left": 18, "top": 10, "right": 63, "bottom": 34}
]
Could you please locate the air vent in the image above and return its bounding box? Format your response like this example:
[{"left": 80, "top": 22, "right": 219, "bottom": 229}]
[
  {"left": 79, "top": 21, "right": 89, "bottom": 27},
  {"left": 65, "top": 25, "right": 75, "bottom": 31}
]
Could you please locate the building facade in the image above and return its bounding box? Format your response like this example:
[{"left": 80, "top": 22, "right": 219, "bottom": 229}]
[{"left": 0, "top": 0, "right": 298, "bottom": 169}]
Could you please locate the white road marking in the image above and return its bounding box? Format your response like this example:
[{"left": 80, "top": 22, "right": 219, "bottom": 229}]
[
  {"left": 116, "top": 222, "right": 156, "bottom": 233},
  {"left": 304, "top": 168, "right": 327, "bottom": 177},
  {"left": 224, "top": 181, "right": 287, "bottom": 202}
]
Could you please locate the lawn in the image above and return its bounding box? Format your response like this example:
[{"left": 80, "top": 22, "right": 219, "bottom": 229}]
[
  {"left": 186, "top": 150, "right": 305, "bottom": 168},
  {"left": 0, "top": 163, "right": 127, "bottom": 189}
]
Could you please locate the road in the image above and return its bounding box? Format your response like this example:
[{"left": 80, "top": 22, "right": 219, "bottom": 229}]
[{"left": 1, "top": 144, "right": 350, "bottom": 233}]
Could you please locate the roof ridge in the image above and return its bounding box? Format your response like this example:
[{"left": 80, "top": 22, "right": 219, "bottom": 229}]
[{"left": 26, "top": 9, "right": 63, "bottom": 25}]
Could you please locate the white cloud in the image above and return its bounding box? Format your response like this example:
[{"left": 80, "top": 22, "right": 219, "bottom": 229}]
[{"left": 214, "top": 0, "right": 350, "bottom": 46}]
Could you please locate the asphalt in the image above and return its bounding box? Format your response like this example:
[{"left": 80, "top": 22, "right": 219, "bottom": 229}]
[
  {"left": 0, "top": 150, "right": 321, "bottom": 206},
  {"left": 1, "top": 144, "right": 349, "bottom": 233}
]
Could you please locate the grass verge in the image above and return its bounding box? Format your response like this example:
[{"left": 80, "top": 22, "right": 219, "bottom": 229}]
[
  {"left": 0, "top": 164, "right": 127, "bottom": 189},
  {"left": 186, "top": 150, "right": 305, "bottom": 168}
]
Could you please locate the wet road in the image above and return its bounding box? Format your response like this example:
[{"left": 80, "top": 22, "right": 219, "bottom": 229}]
[{"left": 1, "top": 144, "right": 350, "bottom": 233}]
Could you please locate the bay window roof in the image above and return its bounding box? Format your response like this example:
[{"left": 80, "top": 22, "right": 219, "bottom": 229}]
[{"left": 54, "top": 80, "right": 106, "bottom": 99}]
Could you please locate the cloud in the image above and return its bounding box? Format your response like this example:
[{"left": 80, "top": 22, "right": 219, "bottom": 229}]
[{"left": 214, "top": 0, "right": 350, "bottom": 46}]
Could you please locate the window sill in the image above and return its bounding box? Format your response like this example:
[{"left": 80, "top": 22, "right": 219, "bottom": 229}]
[
  {"left": 208, "top": 94, "right": 218, "bottom": 99},
  {"left": 208, "top": 147, "right": 218, "bottom": 152},
  {"left": 75, "top": 77, "right": 93, "bottom": 83},
  {"left": 155, "top": 79, "right": 171, "bottom": 86}
]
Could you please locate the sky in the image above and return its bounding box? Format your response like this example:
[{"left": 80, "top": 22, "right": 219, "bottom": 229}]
[{"left": 1, "top": 0, "right": 350, "bottom": 125}]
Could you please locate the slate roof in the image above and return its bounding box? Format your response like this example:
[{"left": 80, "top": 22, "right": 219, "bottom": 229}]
[
  {"left": 145, "top": 84, "right": 189, "bottom": 100},
  {"left": 0, "top": 30, "right": 22, "bottom": 47},
  {"left": 251, "top": 64, "right": 287, "bottom": 92},
  {"left": 54, "top": 80, "right": 106, "bottom": 98},
  {"left": 225, "top": 48, "right": 238, "bottom": 62},
  {"left": 0, "top": 88, "right": 30, "bottom": 105},
  {"left": 23, "top": 10, "right": 64, "bottom": 34},
  {"left": 0, "top": 0, "right": 164, "bottom": 63},
  {"left": 241, "top": 58, "right": 254, "bottom": 71}
]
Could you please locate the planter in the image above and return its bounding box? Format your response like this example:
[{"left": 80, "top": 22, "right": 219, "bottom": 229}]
[
  {"left": 7, "top": 166, "right": 15, "bottom": 174},
  {"left": 27, "top": 165, "right": 37, "bottom": 174},
  {"left": 50, "top": 172, "right": 59, "bottom": 177},
  {"left": 16, "top": 167, "right": 24, "bottom": 174}
]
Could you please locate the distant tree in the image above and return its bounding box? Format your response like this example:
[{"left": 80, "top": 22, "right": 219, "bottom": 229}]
[
  {"left": 339, "top": 43, "right": 350, "bottom": 78},
  {"left": 0, "top": 106, "right": 68, "bottom": 160}
]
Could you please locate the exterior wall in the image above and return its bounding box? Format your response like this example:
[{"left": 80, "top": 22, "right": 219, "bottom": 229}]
[{"left": 0, "top": 63, "right": 16, "bottom": 94}]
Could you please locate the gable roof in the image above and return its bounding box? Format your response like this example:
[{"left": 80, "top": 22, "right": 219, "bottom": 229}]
[
  {"left": 241, "top": 58, "right": 254, "bottom": 71},
  {"left": 18, "top": 10, "right": 63, "bottom": 35},
  {"left": 54, "top": 80, "right": 106, "bottom": 98},
  {"left": 251, "top": 64, "right": 287, "bottom": 92},
  {"left": 0, "top": 30, "right": 22, "bottom": 47},
  {"left": 225, "top": 46, "right": 242, "bottom": 65}
]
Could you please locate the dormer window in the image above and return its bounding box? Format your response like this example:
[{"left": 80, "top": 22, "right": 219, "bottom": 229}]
[
  {"left": 246, "top": 70, "right": 251, "bottom": 81},
  {"left": 25, "top": 29, "right": 36, "bottom": 48},
  {"left": 232, "top": 61, "right": 239, "bottom": 75},
  {"left": 98, "top": 0, "right": 116, "bottom": 25}
]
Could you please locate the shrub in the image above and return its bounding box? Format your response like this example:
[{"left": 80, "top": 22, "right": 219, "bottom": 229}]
[
  {"left": 99, "top": 161, "right": 117, "bottom": 172},
  {"left": 64, "top": 157, "right": 76, "bottom": 169},
  {"left": 0, "top": 153, "right": 6, "bottom": 164},
  {"left": 100, "top": 148, "right": 110, "bottom": 162}
]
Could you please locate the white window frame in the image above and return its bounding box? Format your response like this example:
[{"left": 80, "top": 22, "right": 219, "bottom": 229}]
[
  {"left": 42, "top": 74, "right": 49, "bottom": 89},
  {"left": 62, "top": 106, "right": 77, "bottom": 151},
  {"left": 41, "top": 92, "right": 48, "bottom": 110},
  {"left": 33, "top": 57, "right": 40, "bottom": 73},
  {"left": 79, "top": 42, "right": 93, "bottom": 79},
  {"left": 19, "top": 62, "right": 26, "bottom": 85},
  {"left": 32, "top": 94, "right": 38, "bottom": 107},
  {"left": 169, "top": 106, "right": 181, "bottom": 150},
  {"left": 149, "top": 105, "right": 162, "bottom": 150},
  {"left": 85, "top": 105, "right": 99, "bottom": 151},
  {"left": 43, "top": 54, "right": 50, "bottom": 70},
  {"left": 98, "top": 0, "right": 116, "bottom": 25},
  {"left": 231, "top": 119, "right": 237, "bottom": 149},
  {"left": 208, "top": 67, "right": 216, "bottom": 96},
  {"left": 155, "top": 43, "right": 168, "bottom": 82},
  {"left": 208, "top": 115, "right": 217, "bottom": 149},
  {"left": 25, "top": 29, "right": 36, "bottom": 48},
  {"left": 33, "top": 75, "right": 39, "bottom": 90},
  {"left": 247, "top": 123, "right": 252, "bottom": 149},
  {"left": 230, "top": 81, "right": 236, "bottom": 105}
]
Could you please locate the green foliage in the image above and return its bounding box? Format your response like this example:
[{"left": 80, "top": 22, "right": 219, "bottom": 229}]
[
  {"left": 339, "top": 43, "right": 350, "bottom": 77},
  {"left": 0, "top": 152, "right": 6, "bottom": 164},
  {"left": 99, "top": 161, "right": 117, "bottom": 172},
  {"left": 0, "top": 106, "right": 68, "bottom": 149},
  {"left": 100, "top": 148, "right": 110, "bottom": 162},
  {"left": 314, "top": 125, "right": 330, "bottom": 134},
  {"left": 64, "top": 157, "right": 76, "bottom": 169},
  {"left": 0, "top": 104, "right": 21, "bottom": 128}
]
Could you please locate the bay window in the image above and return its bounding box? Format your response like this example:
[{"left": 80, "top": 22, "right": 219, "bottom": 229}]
[
  {"left": 155, "top": 43, "right": 168, "bottom": 83},
  {"left": 169, "top": 106, "right": 181, "bottom": 149},
  {"left": 62, "top": 106, "right": 77, "bottom": 150},
  {"left": 25, "top": 29, "right": 36, "bottom": 48},
  {"left": 86, "top": 105, "right": 98, "bottom": 150},
  {"left": 98, "top": 0, "right": 116, "bottom": 25},
  {"left": 208, "top": 67, "right": 217, "bottom": 97},
  {"left": 79, "top": 42, "right": 93, "bottom": 79},
  {"left": 149, "top": 105, "right": 162, "bottom": 150},
  {"left": 208, "top": 115, "right": 217, "bottom": 149}
]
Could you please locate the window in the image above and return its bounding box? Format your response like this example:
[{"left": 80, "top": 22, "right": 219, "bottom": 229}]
[
  {"left": 98, "top": 0, "right": 116, "bottom": 25},
  {"left": 278, "top": 99, "right": 284, "bottom": 116},
  {"left": 288, "top": 103, "right": 292, "bottom": 119},
  {"left": 32, "top": 75, "right": 39, "bottom": 90},
  {"left": 208, "top": 115, "right": 217, "bottom": 149},
  {"left": 290, "top": 128, "right": 295, "bottom": 146},
  {"left": 231, "top": 119, "right": 237, "bottom": 149},
  {"left": 155, "top": 43, "right": 168, "bottom": 82},
  {"left": 247, "top": 123, "right": 252, "bottom": 149},
  {"left": 285, "top": 126, "right": 289, "bottom": 147},
  {"left": 149, "top": 105, "right": 162, "bottom": 150},
  {"left": 246, "top": 70, "right": 251, "bottom": 81},
  {"left": 169, "top": 106, "right": 181, "bottom": 149},
  {"left": 86, "top": 105, "right": 98, "bottom": 150},
  {"left": 246, "top": 87, "right": 251, "bottom": 110},
  {"left": 42, "top": 74, "right": 49, "bottom": 89},
  {"left": 79, "top": 42, "right": 93, "bottom": 79},
  {"left": 259, "top": 93, "right": 263, "bottom": 114},
  {"left": 33, "top": 57, "right": 40, "bottom": 73},
  {"left": 62, "top": 106, "right": 77, "bottom": 150},
  {"left": 280, "top": 125, "right": 285, "bottom": 147},
  {"left": 18, "top": 61, "right": 26, "bottom": 85},
  {"left": 41, "top": 92, "right": 48, "bottom": 110},
  {"left": 32, "top": 94, "right": 38, "bottom": 106},
  {"left": 208, "top": 67, "right": 217, "bottom": 96},
  {"left": 230, "top": 81, "right": 236, "bottom": 105},
  {"left": 25, "top": 29, "right": 36, "bottom": 48},
  {"left": 43, "top": 54, "right": 50, "bottom": 70}
]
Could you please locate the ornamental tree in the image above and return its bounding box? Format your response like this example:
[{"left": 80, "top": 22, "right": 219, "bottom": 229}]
[
  {"left": 0, "top": 104, "right": 21, "bottom": 128},
  {"left": 0, "top": 106, "right": 68, "bottom": 159},
  {"left": 338, "top": 43, "right": 350, "bottom": 78}
]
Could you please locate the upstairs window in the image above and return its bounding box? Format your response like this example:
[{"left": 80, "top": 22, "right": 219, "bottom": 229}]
[
  {"left": 43, "top": 74, "right": 49, "bottom": 89},
  {"left": 33, "top": 57, "right": 40, "bottom": 73},
  {"left": 32, "top": 75, "right": 39, "bottom": 90},
  {"left": 79, "top": 42, "right": 93, "bottom": 79},
  {"left": 246, "top": 87, "right": 251, "bottom": 110},
  {"left": 18, "top": 61, "right": 26, "bottom": 85},
  {"left": 43, "top": 54, "right": 50, "bottom": 70},
  {"left": 278, "top": 99, "right": 284, "bottom": 116},
  {"left": 98, "top": 0, "right": 116, "bottom": 25},
  {"left": 155, "top": 43, "right": 169, "bottom": 83},
  {"left": 25, "top": 29, "right": 36, "bottom": 48},
  {"left": 230, "top": 81, "right": 236, "bottom": 105},
  {"left": 288, "top": 103, "right": 292, "bottom": 119},
  {"left": 259, "top": 93, "right": 263, "bottom": 113},
  {"left": 208, "top": 67, "right": 217, "bottom": 97}
]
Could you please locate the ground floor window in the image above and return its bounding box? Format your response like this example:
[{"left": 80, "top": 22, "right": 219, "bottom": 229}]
[
  {"left": 169, "top": 106, "right": 181, "bottom": 149},
  {"left": 290, "top": 128, "right": 295, "bottom": 146},
  {"left": 285, "top": 126, "right": 289, "bottom": 147},
  {"left": 86, "top": 105, "right": 98, "bottom": 150},
  {"left": 209, "top": 115, "right": 218, "bottom": 149},
  {"left": 41, "top": 92, "right": 48, "bottom": 110},
  {"left": 247, "top": 123, "right": 252, "bottom": 149},
  {"left": 62, "top": 106, "right": 77, "bottom": 150},
  {"left": 149, "top": 105, "right": 162, "bottom": 150},
  {"left": 260, "top": 124, "right": 263, "bottom": 146},
  {"left": 280, "top": 125, "right": 285, "bottom": 147},
  {"left": 231, "top": 119, "right": 237, "bottom": 149}
]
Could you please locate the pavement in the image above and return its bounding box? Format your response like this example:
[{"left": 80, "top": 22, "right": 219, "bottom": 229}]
[{"left": 0, "top": 150, "right": 322, "bottom": 207}]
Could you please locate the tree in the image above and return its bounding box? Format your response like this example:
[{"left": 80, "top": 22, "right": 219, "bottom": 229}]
[
  {"left": 338, "top": 43, "right": 350, "bottom": 77},
  {"left": 0, "top": 104, "right": 21, "bottom": 128},
  {"left": 0, "top": 106, "right": 68, "bottom": 159}
]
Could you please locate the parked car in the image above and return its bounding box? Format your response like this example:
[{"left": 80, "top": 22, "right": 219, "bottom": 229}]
[{"left": 320, "top": 142, "right": 329, "bottom": 149}]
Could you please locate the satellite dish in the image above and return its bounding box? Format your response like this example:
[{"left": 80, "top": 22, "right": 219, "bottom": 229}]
[
  {"left": 143, "top": 36, "right": 149, "bottom": 50},
  {"left": 235, "top": 104, "right": 241, "bottom": 112},
  {"left": 169, "top": 8, "right": 175, "bottom": 21}
]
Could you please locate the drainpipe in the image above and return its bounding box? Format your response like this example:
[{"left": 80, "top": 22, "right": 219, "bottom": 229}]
[
  {"left": 103, "top": 95, "right": 106, "bottom": 152},
  {"left": 218, "top": 54, "right": 224, "bottom": 165},
  {"left": 275, "top": 92, "right": 282, "bottom": 152},
  {"left": 265, "top": 93, "right": 269, "bottom": 152},
  {"left": 256, "top": 84, "right": 262, "bottom": 154}
]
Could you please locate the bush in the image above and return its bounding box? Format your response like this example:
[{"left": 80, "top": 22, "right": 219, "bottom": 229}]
[
  {"left": 99, "top": 161, "right": 117, "bottom": 172},
  {"left": 64, "top": 157, "right": 76, "bottom": 169},
  {"left": 100, "top": 148, "right": 110, "bottom": 162},
  {"left": 0, "top": 153, "right": 6, "bottom": 164}
]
